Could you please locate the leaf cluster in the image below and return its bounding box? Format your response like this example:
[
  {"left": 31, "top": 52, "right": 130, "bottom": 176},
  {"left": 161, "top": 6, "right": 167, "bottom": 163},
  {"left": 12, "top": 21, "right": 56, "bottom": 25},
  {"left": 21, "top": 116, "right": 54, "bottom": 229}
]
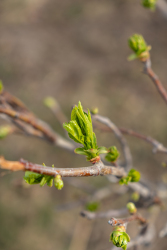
[
  {"left": 105, "top": 146, "right": 120, "bottom": 162},
  {"left": 110, "top": 226, "right": 130, "bottom": 250},
  {"left": 63, "top": 101, "right": 108, "bottom": 161},
  {"left": 24, "top": 164, "right": 64, "bottom": 190},
  {"left": 128, "top": 34, "right": 151, "bottom": 61},
  {"left": 119, "top": 169, "right": 140, "bottom": 185}
]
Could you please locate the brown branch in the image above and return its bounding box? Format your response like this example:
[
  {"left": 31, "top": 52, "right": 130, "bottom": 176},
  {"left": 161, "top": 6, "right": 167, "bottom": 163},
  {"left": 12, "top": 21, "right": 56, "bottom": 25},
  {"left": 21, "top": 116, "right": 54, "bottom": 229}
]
[
  {"left": 143, "top": 59, "right": 167, "bottom": 104},
  {"left": 0, "top": 92, "right": 75, "bottom": 151},
  {"left": 92, "top": 114, "right": 133, "bottom": 169},
  {"left": 0, "top": 157, "right": 126, "bottom": 178},
  {"left": 108, "top": 214, "right": 147, "bottom": 226},
  {"left": 93, "top": 122, "right": 167, "bottom": 154}
]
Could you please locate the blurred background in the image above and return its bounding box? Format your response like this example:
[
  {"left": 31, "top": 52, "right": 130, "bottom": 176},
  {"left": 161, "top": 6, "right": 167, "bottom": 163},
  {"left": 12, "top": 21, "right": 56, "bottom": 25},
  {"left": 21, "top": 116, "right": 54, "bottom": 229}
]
[{"left": 0, "top": 0, "right": 167, "bottom": 249}]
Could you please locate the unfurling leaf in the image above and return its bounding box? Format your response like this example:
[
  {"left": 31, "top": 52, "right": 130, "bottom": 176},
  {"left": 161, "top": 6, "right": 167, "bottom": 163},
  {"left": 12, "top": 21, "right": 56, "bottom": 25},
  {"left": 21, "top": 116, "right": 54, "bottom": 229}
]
[
  {"left": 54, "top": 175, "right": 64, "bottom": 190},
  {"left": 23, "top": 164, "right": 63, "bottom": 189},
  {"left": 119, "top": 169, "right": 140, "bottom": 185},
  {"left": 109, "top": 226, "right": 130, "bottom": 250},
  {"left": 128, "top": 169, "right": 140, "bottom": 182},
  {"left": 63, "top": 101, "right": 107, "bottom": 162},
  {"left": 126, "top": 202, "right": 137, "bottom": 214},
  {"left": 105, "top": 146, "right": 120, "bottom": 162},
  {"left": 128, "top": 34, "right": 151, "bottom": 61}
]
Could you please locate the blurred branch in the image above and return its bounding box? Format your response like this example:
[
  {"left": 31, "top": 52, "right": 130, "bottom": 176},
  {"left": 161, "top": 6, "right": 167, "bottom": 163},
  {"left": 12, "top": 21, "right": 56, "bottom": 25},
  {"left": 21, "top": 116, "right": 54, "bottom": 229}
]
[
  {"left": 108, "top": 214, "right": 147, "bottom": 226},
  {"left": 143, "top": 59, "right": 167, "bottom": 104},
  {"left": 159, "top": 222, "right": 167, "bottom": 237},
  {"left": 0, "top": 157, "right": 126, "bottom": 177},
  {"left": 80, "top": 208, "right": 127, "bottom": 220},
  {"left": 157, "top": 0, "right": 167, "bottom": 18},
  {"left": 94, "top": 122, "right": 167, "bottom": 154},
  {"left": 0, "top": 91, "right": 75, "bottom": 151},
  {"left": 92, "top": 114, "right": 133, "bottom": 169}
]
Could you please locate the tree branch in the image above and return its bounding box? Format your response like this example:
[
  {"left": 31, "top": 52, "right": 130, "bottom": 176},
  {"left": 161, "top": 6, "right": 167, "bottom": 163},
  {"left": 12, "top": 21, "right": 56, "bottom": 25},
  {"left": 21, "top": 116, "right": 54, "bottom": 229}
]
[
  {"left": 0, "top": 91, "right": 75, "bottom": 152},
  {"left": 94, "top": 122, "right": 167, "bottom": 154},
  {"left": 143, "top": 59, "right": 167, "bottom": 104},
  {"left": 92, "top": 114, "right": 133, "bottom": 169},
  {"left": 108, "top": 214, "right": 147, "bottom": 226},
  {"left": 0, "top": 157, "right": 126, "bottom": 178},
  {"left": 80, "top": 208, "right": 127, "bottom": 220}
]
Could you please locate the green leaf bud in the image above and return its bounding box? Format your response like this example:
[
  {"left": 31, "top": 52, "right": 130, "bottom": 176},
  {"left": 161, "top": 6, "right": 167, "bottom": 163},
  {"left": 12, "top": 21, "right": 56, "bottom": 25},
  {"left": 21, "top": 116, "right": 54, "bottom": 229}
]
[
  {"left": 24, "top": 163, "right": 54, "bottom": 188},
  {"left": 110, "top": 226, "right": 130, "bottom": 250},
  {"left": 128, "top": 34, "right": 151, "bottom": 61},
  {"left": 0, "top": 80, "right": 4, "bottom": 93},
  {"left": 119, "top": 169, "right": 140, "bottom": 185},
  {"left": 97, "top": 146, "right": 108, "bottom": 155},
  {"left": 0, "top": 125, "right": 11, "bottom": 139},
  {"left": 54, "top": 175, "right": 64, "bottom": 190},
  {"left": 91, "top": 107, "right": 99, "bottom": 114},
  {"left": 63, "top": 101, "right": 103, "bottom": 162},
  {"left": 126, "top": 202, "right": 137, "bottom": 214},
  {"left": 85, "top": 201, "right": 100, "bottom": 212},
  {"left": 131, "top": 192, "right": 140, "bottom": 202},
  {"left": 105, "top": 146, "right": 120, "bottom": 162},
  {"left": 43, "top": 96, "right": 57, "bottom": 109},
  {"left": 24, "top": 171, "right": 43, "bottom": 185},
  {"left": 128, "top": 169, "right": 140, "bottom": 182},
  {"left": 142, "top": 0, "right": 157, "bottom": 10}
]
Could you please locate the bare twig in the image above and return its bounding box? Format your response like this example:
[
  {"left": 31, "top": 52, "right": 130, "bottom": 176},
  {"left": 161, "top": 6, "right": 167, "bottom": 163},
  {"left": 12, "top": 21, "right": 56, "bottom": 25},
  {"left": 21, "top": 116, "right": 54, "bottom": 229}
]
[
  {"left": 0, "top": 91, "right": 75, "bottom": 151},
  {"left": 0, "top": 157, "right": 126, "bottom": 178},
  {"left": 108, "top": 214, "right": 147, "bottom": 226},
  {"left": 159, "top": 222, "right": 167, "bottom": 237},
  {"left": 92, "top": 114, "right": 133, "bottom": 169},
  {"left": 80, "top": 208, "right": 127, "bottom": 220},
  {"left": 94, "top": 122, "right": 167, "bottom": 154},
  {"left": 143, "top": 59, "right": 167, "bottom": 104}
]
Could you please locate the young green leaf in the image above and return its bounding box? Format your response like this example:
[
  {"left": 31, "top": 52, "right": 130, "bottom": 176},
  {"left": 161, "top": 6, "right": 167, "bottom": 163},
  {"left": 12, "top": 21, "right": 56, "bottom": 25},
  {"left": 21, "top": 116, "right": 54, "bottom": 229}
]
[
  {"left": 105, "top": 146, "right": 120, "bottom": 162},
  {"left": 128, "top": 34, "right": 151, "bottom": 61},
  {"left": 63, "top": 101, "right": 105, "bottom": 162},
  {"left": 74, "top": 147, "right": 87, "bottom": 155}
]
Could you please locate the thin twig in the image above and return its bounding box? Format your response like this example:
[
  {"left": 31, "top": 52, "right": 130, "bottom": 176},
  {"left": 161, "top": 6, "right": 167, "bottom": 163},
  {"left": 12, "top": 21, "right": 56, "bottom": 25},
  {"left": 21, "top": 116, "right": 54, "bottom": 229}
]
[
  {"left": 94, "top": 122, "right": 167, "bottom": 154},
  {"left": 108, "top": 214, "right": 147, "bottom": 226},
  {"left": 0, "top": 92, "right": 75, "bottom": 151},
  {"left": 80, "top": 208, "right": 127, "bottom": 220},
  {"left": 92, "top": 114, "right": 133, "bottom": 170},
  {"left": 143, "top": 59, "right": 167, "bottom": 104}
]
